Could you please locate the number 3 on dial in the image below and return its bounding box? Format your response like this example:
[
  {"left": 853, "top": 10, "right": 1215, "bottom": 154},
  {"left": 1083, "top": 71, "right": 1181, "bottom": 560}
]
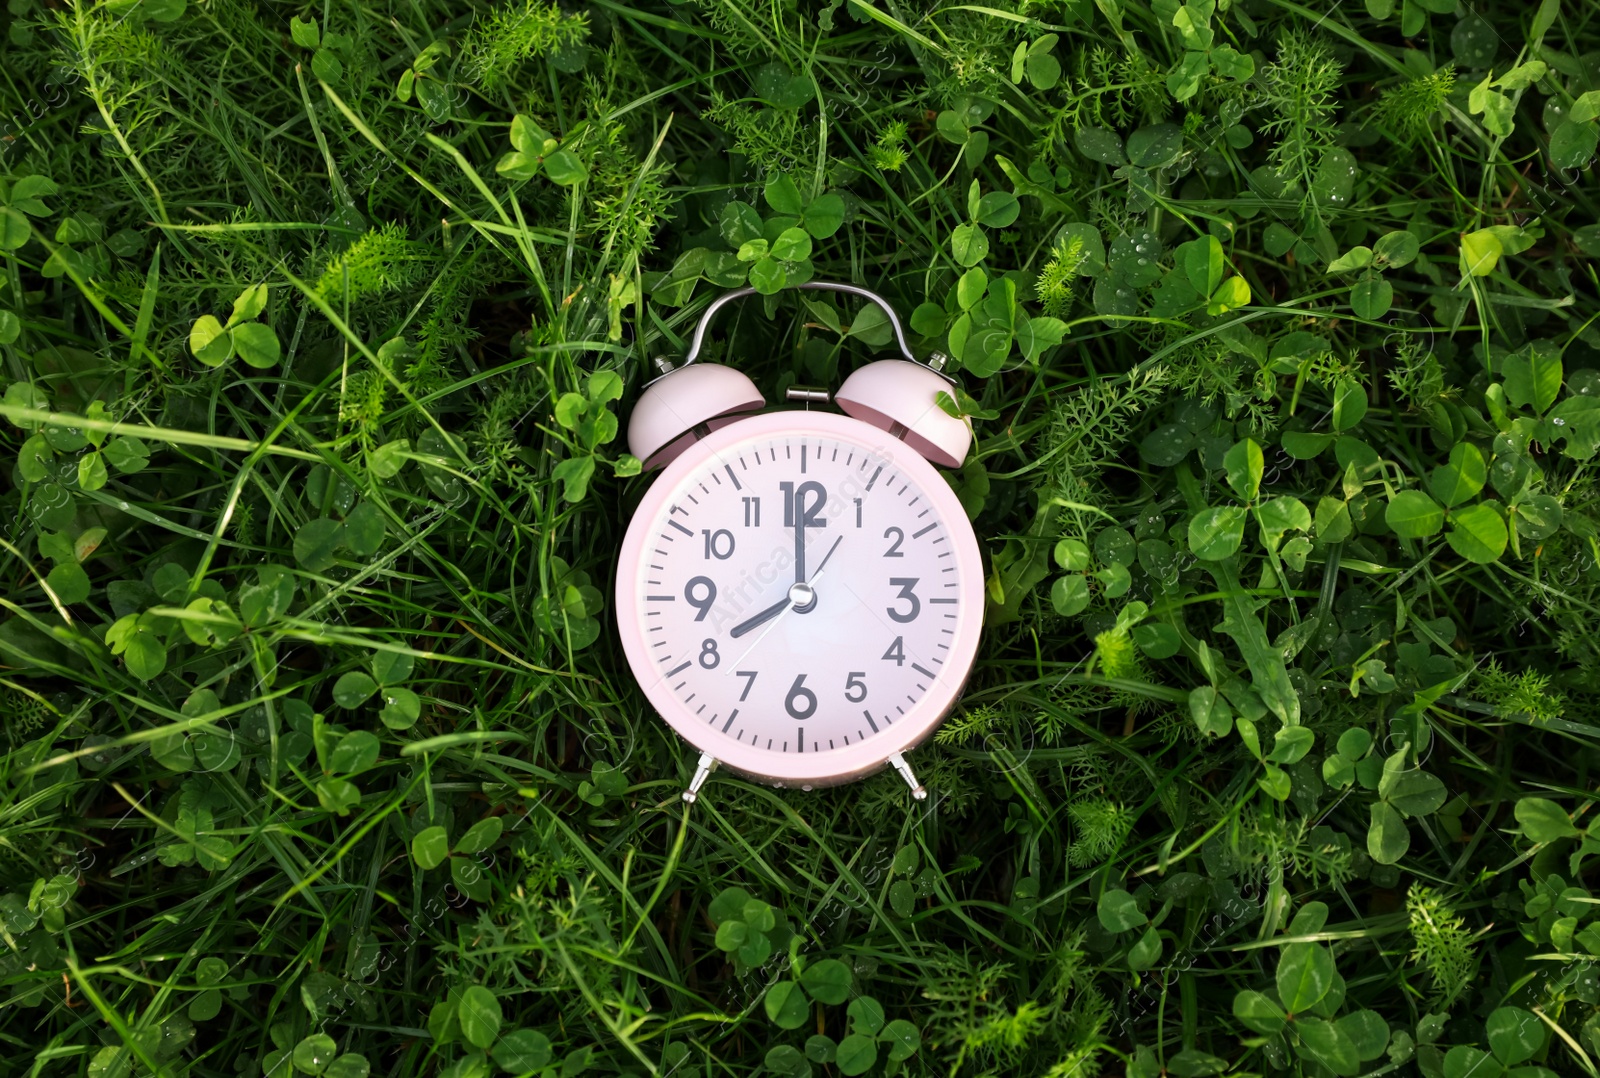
[{"left": 886, "top": 578, "right": 920, "bottom": 622}]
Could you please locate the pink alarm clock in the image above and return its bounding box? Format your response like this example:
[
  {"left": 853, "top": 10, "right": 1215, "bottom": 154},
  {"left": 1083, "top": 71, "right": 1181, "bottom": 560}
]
[{"left": 614, "top": 282, "right": 984, "bottom": 803}]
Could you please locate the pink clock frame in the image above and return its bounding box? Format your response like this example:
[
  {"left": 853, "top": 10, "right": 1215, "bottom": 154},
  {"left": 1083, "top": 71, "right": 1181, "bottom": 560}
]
[{"left": 614, "top": 409, "right": 985, "bottom": 791}]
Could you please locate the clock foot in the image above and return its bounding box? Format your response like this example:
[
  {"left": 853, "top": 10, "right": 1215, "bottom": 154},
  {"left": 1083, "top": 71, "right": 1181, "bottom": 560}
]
[
  {"left": 682, "top": 752, "right": 718, "bottom": 803},
  {"left": 888, "top": 752, "right": 927, "bottom": 801}
]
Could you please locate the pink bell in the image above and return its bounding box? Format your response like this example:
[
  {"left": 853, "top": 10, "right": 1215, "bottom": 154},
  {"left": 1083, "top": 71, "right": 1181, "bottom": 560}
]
[
  {"left": 630, "top": 282, "right": 973, "bottom": 471},
  {"left": 836, "top": 359, "right": 971, "bottom": 469},
  {"left": 627, "top": 363, "right": 764, "bottom": 469}
]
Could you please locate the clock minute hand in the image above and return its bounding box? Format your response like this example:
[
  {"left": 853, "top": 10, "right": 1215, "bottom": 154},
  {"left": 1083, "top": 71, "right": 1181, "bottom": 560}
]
[
  {"left": 793, "top": 491, "right": 806, "bottom": 584},
  {"left": 728, "top": 595, "right": 791, "bottom": 639}
]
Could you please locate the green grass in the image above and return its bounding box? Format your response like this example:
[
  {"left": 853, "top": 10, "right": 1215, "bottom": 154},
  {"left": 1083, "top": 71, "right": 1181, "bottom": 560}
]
[{"left": 4, "top": 0, "right": 1600, "bottom": 1075}]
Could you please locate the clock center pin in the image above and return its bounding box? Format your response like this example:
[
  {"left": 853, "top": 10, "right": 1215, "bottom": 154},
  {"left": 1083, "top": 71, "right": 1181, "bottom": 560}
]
[{"left": 788, "top": 580, "right": 817, "bottom": 613}]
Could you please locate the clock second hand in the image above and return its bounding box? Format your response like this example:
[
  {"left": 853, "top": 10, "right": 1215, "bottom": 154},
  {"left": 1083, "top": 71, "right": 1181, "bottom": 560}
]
[
  {"left": 724, "top": 534, "right": 844, "bottom": 668},
  {"left": 810, "top": 533, "right": 843, "bottom": 579}
]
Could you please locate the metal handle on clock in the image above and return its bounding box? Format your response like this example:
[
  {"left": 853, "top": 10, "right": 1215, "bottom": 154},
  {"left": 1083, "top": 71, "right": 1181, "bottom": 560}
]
[{"left": 666, "top": 281, "right": 952, "bottom": 382}]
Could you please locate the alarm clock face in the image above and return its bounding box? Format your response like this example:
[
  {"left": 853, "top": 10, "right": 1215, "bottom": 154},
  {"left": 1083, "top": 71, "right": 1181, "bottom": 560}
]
[{"left": 615, "top": 410, "right": 984, "bottom": 787}]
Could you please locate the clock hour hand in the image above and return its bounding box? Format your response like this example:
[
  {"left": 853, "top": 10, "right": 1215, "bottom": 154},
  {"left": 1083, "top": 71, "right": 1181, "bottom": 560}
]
[{"left": 729, "top": 595, "right": 791, "bottom": 639}]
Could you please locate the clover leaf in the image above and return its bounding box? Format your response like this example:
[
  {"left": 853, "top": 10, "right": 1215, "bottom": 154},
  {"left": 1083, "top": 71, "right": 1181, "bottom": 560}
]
[
  {"left": 496, "top": 114, "right": 588, "bottom": 186},
  {"left": 1158, "top": 0, "right": 1255, "bottom": 102},
  {"left": 395, "top": 40, "right": 454, "bottom": 122},
  {"left": 1467, "top": 61, "right": 1546, "bottom": 139},
  {"left": 1009, "top": 35, "right": 1061, "bottom": 90},
  {"left": 188, "top": 284, "right": 281, "bottom": 369},
  {"left": 0, "top": 175, "right": 56, "bottom": 251}
]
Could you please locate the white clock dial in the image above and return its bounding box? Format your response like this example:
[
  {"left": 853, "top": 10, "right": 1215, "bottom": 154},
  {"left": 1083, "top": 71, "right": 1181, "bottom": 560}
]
[{"left": 628, "top": 426, "right": 966, "bottom": 758}]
